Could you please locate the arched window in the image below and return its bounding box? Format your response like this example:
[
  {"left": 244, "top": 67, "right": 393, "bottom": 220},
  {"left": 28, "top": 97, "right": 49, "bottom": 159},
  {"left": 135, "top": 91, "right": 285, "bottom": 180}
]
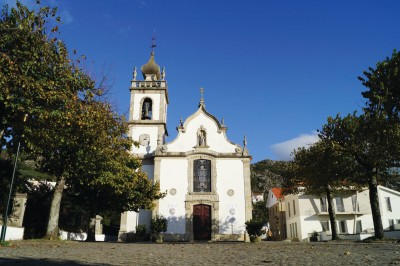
[
  {"left": 141, "top": 98, "right": 152, "bottom": 120},
  {"left": 193, "top": 159, "right": 211, "bottom": 192}
]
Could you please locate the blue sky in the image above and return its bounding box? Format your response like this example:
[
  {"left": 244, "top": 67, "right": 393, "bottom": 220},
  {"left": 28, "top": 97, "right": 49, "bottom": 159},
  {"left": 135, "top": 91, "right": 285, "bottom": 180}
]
[{"left": 5, "top": 0, "right": 400, "bottom": 162}]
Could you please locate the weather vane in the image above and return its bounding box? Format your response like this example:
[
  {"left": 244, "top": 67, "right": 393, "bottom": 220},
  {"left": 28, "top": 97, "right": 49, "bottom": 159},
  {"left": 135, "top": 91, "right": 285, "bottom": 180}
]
[{"left": 151, "top": 30, "right": 156, "bottom": 52}]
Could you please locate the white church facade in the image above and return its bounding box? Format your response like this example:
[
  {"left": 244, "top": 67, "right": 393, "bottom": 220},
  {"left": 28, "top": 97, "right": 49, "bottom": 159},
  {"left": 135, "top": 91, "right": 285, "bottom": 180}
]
[{"left": 118, "top": 49, "right": 252, "bottom": 241}]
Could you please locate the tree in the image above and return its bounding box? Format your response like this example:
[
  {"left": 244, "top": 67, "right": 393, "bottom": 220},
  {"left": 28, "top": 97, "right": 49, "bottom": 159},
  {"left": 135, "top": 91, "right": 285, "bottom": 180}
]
[
  {"left": 285, "top": 141, "right": 357, "bottom": 240},
  {"left": 62, "top": 99, "right": 165, "bottom": 241},
  {"left": 360, "top": 50, "right": 400, "bottom": 122},
  {"left": 1, "top": 2, "right": 164, "bottom": 240},
  {"left": 320, "top": 113, "right": 399, "bottom": 239},
  {"left": 1, "top": 1, "right": 93, "bottom": 238},
  {"left": 0, "top": 2, "right": 92, "bottom": 149},
  {"left": 317, "top": 51, "right": 400, "bottom": 240}
]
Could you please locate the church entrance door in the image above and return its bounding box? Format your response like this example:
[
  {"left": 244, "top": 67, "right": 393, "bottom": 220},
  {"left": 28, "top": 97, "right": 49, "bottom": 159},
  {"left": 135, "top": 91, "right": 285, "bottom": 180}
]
[{"left": 193, "top": 204, "right": 211, "bottom": 241}]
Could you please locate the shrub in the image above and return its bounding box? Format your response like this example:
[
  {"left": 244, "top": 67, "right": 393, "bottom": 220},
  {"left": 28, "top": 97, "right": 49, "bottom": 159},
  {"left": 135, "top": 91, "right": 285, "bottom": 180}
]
[
  {"left": 245, "top": 219, "right": 265, "bottom": 238},
  {"left": 151, "top": 215, "right": 168, "bottom": 235},
  {"left": 135, "top": 224, "right": 147, "bottom": 237}
]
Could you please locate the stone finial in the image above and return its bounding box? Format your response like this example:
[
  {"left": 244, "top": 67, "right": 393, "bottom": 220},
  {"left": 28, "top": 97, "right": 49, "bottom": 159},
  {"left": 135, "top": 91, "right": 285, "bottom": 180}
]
[
  {"left": 180, "top": 116, "right": 183, "bottom": 126},
  {"left": 243, "top": 135, "right": 247, "bottom": 148},
  {"left": 161, "top": 66, "right": 166, "bottom": 80},
  {"left": 221, "top": 117, "right": 225, "bottom": 126},
  {"left": 133, "top": 66, "right": 137, "bottom": 80}
]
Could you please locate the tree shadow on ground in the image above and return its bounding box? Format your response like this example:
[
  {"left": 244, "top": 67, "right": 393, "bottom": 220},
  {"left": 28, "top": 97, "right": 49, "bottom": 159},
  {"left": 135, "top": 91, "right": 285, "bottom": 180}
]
[{"left": 0, "top": 257, "right": 108, "bottom": 265}]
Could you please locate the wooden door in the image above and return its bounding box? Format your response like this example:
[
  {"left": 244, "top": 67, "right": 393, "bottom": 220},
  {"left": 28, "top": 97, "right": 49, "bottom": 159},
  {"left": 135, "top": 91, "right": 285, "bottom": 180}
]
[{"left": 193, "top": 204, "right": 211, "bottom": 240}]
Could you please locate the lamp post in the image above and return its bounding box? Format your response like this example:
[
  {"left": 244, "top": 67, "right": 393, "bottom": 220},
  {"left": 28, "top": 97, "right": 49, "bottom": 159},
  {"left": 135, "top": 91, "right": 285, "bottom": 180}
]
[{"left": 0, "top": 114, "right": 28, "bottom": 242}]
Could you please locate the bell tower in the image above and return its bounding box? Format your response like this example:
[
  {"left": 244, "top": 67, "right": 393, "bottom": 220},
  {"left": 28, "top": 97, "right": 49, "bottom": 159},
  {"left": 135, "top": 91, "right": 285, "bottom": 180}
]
[
  {"left": 128, "top": 49, "right": 168, "bottom": 158},
  {"left": 119, "top": 44, "right": 169, "bottom": 241}
]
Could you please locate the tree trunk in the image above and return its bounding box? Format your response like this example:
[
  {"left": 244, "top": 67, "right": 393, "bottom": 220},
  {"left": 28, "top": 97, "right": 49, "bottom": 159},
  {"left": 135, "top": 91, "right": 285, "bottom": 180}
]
[
  {"left": 326, "top": 184, "right": 339, "bottom": 240},
  {"left": 86, "top": 217, "right": 96, "bottom": 242},
  {"left": 45, "top": 176, "right": 66, "bottom": 239},
  {"left": 368, "top": 174, "right": 384, "bottom": 239}
]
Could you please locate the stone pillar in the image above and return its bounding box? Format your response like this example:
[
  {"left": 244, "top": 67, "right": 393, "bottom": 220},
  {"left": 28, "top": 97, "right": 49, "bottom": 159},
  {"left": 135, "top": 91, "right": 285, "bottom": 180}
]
[
  {"left": 118, "top": 211, "right": 139, "bottom": 241},
  {"left": 95, "top": 215, "right": 103, "bottom": 235},
  {"left": 242, "top": 158, "right": 252, "bottom": 242},
  {"left": 9, "top": 193, "right": 27, "bottom": 227}
]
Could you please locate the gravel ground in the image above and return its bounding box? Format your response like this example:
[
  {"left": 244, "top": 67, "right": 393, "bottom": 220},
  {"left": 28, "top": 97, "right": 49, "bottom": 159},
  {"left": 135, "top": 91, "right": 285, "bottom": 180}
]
[{"left": 0, "top": 240, "right": 399, "bottom": 266}]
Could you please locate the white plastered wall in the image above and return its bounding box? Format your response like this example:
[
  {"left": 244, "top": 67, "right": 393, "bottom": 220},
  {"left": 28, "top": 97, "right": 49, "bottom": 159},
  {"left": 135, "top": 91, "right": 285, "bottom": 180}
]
[
  {"left": 378, "top": 186, "right": 400, "bottom": 230},
  {"left": 130, "top": 126, "right": 159, "bottom": 154},
  {"left": 167, "top": 112, "right": 236, "bottom": 153},
  {"left": 157, "top": 158, "right": 188, "bottom": 234},
  {"left": 286, "top": 190, "right": 378, "bottom": 241},
  {"left": 216, "top": 159, "right": 246, "bottom": 235}
]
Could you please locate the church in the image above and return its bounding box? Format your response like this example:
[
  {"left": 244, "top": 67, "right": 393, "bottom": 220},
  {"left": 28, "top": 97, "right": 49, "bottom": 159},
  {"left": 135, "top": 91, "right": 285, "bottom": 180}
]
[{"left": 118, "top": 48, "right": 252, "bottom": 241}]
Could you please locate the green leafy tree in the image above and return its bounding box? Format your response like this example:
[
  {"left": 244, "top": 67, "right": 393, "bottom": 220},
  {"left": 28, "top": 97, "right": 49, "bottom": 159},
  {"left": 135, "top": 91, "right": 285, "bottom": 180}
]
[
  {"left": 318, "top": 51, "right": 400, "bottom": 240},
  {"left": 252, "top": 201, "right": 268, "bottom": 224},
  {"left": 320, "top": 113, "right": 399, "bottom": 239},
  {"left": 0, "top": 1, "right": 93, "bottom": 238},
  {"left": 360, "top": 50, "right": 400, "bottom": 121},
  {"left": 285, "top": 141, "right": 358, "bottom": 240},
  {"left": 1, "top": 2, "right": 164, "bottom": 240}
]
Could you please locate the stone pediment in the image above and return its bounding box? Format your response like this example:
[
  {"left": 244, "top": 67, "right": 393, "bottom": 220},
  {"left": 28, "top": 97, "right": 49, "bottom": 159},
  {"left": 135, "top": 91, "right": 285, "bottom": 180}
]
[{"left": 165, "top": 105, "right": 244, "bottom": 155}]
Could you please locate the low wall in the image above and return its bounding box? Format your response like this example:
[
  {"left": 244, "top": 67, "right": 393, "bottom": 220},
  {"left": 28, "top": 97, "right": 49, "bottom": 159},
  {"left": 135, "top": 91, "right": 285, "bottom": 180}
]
[
  {"left": 0, "top": 226, "right": 24, "bottom": 241},
  {"left": 319, "top": 230, "right": 400, "bottom": 241},
  {"left": 59, "top": 230, "right": 116, "bottom": 242}
]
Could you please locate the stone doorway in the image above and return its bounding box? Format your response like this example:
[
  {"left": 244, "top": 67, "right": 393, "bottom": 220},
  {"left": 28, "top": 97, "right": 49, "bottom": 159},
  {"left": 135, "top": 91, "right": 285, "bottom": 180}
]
[{"left": 193, "top": 204, "right": 211, "bottom": 241}]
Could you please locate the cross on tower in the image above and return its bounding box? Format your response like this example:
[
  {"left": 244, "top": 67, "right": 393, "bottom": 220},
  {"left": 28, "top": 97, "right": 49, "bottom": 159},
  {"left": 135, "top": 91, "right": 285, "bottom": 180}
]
[
  {"left": 150, "top": 30, "right": 156, "bottom": 52},
  {"left": 198, "top": 87, "right": 205, "bottom": 107}
]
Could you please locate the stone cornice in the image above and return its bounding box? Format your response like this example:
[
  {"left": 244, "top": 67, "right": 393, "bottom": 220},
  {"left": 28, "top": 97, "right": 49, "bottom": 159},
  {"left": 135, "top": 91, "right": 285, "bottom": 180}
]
[{"left": 154, "top": 149, "right": 251, "bottom": 159}]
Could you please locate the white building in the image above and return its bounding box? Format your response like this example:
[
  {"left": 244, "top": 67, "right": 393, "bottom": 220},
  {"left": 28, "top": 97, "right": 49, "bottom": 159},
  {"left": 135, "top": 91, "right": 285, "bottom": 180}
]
[
  {"left": 119, "top": 50, "right": 252, "bottom": 241},
  {"left": 282, "top": 186, "right": 400, "bottom": 241}
]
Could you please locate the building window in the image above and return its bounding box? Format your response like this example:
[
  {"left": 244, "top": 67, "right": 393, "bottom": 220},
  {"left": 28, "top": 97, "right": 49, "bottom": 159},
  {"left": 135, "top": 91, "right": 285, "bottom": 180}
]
[
  {"left": 335, "top": 197, "right": 345, "bottom": 212},
  {"left": 351, "top": 195, "right": 359, "bottom": 212},
  {"left": 288, "top": 202, "right": 291, "bottom": 217},
  {"left": 320, "top": 198, "right": 327, "bottom": 212},
  {"left": 338, "top": 221, "right": 347, "bottom": 234},
  {"left": 321, "top": 221, "right": 330, "bottom": 232},
  {"left": 389, "top": 219, "right": 394, "bottom": 230},
  {"left": 141, "top": 98, "right": 153, "bottom": 120},
  {"left": 290, "top": 223, "right": 297, "bottom": 238},
  {"left": 193, "top": 159, "right": 211, "bottom": 192},
  {"left": 356, "top": 220, "right": 362, "bottom": 233},
  {"left": 385, "top": 197, "right": 392, "bottom": 212},
  {"left": 293, "top": 200, "right": 296, "bottom": 215}
]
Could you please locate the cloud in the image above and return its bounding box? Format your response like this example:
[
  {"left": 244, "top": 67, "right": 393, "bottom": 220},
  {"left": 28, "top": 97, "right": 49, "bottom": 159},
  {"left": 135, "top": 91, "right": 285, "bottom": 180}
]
[{"left": 270, "top": 132, "right": 319, "bottom": 161}]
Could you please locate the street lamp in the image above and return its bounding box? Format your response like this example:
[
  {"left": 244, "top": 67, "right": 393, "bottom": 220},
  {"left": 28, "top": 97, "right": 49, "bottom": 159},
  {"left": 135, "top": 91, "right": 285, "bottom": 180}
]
[{"left": 0, "top": 114, "right": 28, "bottom": 242}]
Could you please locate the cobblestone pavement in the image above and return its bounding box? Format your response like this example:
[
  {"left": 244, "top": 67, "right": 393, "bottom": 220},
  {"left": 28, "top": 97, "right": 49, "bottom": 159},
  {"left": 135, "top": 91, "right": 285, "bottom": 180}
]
[{"left": 0, "top": 240, "right": 399, "bottom": 266}]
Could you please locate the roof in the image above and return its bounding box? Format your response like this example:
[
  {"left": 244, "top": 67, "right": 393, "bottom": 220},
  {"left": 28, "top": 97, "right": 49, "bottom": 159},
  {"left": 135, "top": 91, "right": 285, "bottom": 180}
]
[{"left": 271, "top": 188, "right": 284, "bottom": 200}]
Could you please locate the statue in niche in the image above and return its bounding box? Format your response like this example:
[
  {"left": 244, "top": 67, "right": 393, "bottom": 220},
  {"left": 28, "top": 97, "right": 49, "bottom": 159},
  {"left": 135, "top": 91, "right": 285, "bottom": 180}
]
[{"left": 197, "top": 130, "right": 206, "bottom": 147}]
